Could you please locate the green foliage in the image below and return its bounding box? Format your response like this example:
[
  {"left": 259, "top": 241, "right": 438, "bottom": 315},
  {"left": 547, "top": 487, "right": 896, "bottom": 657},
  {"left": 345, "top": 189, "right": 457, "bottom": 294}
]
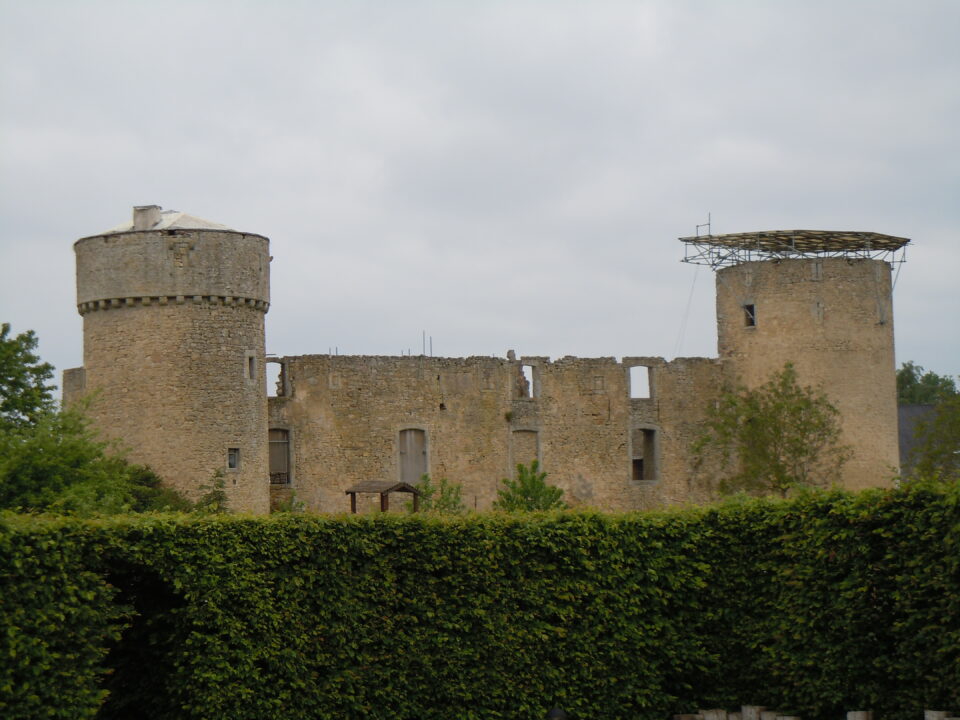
[
  {"left": 272, "top": 490, "right": 306, "bottom": 513},
  {"left": 0, "top": 401, "right": 191, "bottom": 515},
  {"left": 1, "top": 486, "right": 959, "bottom": 719},
  {"left": 0, "top": 322, "right": 55, "bottom": 430},
  {"left": 910, "top": 395, "right": 960, "bottom": 481},
  {"left": 695, "top": 363, "right": 851, "bottom": 497},
  {"left": 0, "top": 326, "right": 191, "bottom": 515},
  {"left": 194, "top": 470, "right": 230, "bottom": 514},
  {"left": 897, "top": 360, "right": 958, "bottom": 404},
  {"left": 493, "top": 459, "right": 567, "bottom": 511},
  {"left": 0, "top": 514, "right": 127, "bottom": 719},
  {"left": 410, "top": 473, "right": 465, "bottom": 514}
]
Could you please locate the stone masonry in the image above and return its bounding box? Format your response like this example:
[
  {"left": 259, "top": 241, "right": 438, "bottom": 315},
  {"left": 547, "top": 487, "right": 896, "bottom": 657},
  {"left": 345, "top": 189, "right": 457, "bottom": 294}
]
[{"left": 65, "top": 209, "right": 905, "bottom": 514}]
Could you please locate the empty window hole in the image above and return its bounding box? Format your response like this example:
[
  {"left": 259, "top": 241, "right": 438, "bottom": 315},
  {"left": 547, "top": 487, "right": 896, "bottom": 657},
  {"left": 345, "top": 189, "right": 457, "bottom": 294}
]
[
  {"left": 629, "top": 366, "right": 651, "bottom": 399},
  {"left": 520, "top": 365, "right": 535, "bottom": 398},
  {"left": 266, "top": 362, "right": 283, "bottom": 398}
]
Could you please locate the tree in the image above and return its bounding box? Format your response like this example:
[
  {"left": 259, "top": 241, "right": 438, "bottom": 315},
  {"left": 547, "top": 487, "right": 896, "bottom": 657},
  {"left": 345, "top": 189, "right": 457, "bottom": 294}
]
[
  {"left": 411, "top": 474, "right": 465, "bottom": 514},
  {"left": 909, "top": 395, "right": 960, "bottom": 481},
  {"left": 695, "top": 363, "right": 851, "bottom": 497},
  {"left": 493, "top": 460, "right": 567, "bottom": 511},
  {"left": 896, "top": 361, "right": 958, "bottom": 404},
  {"left": 0, "top": 324, "right": 191, "bottom": 514},
  {"left": 0, "top": 322, "right": 55, "bottom": 429},
  {"left": 194, "top": 470, "right": 231, "bottom": 514},
  {"left": 0, "top": 401, "right": 192, "bottom": 514}
]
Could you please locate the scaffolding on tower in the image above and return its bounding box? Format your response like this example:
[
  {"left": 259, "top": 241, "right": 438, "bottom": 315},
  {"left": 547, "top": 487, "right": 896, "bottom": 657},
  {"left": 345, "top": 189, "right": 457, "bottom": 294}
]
[{"left": 679, "top": 229, "right": 910, "bottom": 270}]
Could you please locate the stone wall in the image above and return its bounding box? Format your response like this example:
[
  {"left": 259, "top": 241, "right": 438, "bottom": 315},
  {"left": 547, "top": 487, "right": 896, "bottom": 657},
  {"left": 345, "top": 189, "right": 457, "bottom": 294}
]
[
  {"left": 268, "top": 353, "right": 726, "bottom": 512},
  {"left": 65, "top": 215, "right": 902, "bottom": 514}
]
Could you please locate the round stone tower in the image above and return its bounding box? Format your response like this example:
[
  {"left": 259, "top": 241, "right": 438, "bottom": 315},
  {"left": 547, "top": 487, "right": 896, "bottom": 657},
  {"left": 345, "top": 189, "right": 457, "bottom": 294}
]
[
  {"left": 71, "top": 205, "right": 271, "bottom": 513},
  {"left": 682, "top": 229, "right": 909, "bottom": 491}
]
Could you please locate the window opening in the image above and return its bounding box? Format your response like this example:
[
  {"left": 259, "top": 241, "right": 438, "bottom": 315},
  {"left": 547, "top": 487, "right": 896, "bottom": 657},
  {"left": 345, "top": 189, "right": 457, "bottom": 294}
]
[
  {"left": 744, "top": 304, "right": 756, "bottom": 327},
  {"left": 399, "top": 429, "right": 427, "bottom": 485},
  {"left": 631, "top": 428, "right": 656, "bottom": 481},
  {"left": 266, "top": 361, "right": 284, "bottom": 398},
  {"left": 227, "top": 447, "right": 240, "bottom": 470},
  {"left": 519, "top": 365, "right": 535, "bottom": 398},
  {"left": 247, "top": 355, "right": 256, "bottom": 380},
  {"left": 269, "top": 429, "right": 290, "bottom": 484},
  {"left": 811, "top": 260, "right": 823, "bottom": 281},
  {"left": 629, "top": 366, "right": 651, "bottom": 399}
]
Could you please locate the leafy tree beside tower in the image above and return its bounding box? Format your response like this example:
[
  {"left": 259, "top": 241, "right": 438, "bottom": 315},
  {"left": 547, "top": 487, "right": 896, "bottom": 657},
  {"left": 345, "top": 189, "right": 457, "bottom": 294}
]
[
  {"left": 694, "top": 363, "right": 851, "bottom": 497},
  {"left": 0, "top": 322, "right": 191, "bottom": 513}
]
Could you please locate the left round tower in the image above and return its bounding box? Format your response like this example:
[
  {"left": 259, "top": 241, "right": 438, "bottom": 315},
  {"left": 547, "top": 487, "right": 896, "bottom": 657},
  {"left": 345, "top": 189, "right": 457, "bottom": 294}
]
[{"left": 67, "top": 205, "right": 271, "bottom": 513}]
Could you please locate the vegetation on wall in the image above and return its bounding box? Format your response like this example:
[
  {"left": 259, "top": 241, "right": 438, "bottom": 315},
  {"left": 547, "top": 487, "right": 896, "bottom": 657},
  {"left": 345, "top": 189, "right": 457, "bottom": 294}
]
[
  {"left": 493, "top": 460, "right": 567, "bottom": 511},
  {"left": 694, "top": 363, "right": 851, "bottom": 497},
  {"left": 411, "top": 474, "right": 465, "bottom": 514}
]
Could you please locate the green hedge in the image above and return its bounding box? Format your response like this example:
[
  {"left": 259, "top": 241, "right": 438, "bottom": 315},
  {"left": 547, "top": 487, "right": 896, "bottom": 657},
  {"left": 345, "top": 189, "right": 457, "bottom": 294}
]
[{"left": 1, "top": 483, "right": 958, "bottom": 720}]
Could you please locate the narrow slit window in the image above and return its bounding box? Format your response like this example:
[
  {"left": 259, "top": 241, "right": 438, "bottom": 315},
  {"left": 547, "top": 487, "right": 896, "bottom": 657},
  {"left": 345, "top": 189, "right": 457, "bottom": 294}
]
[
  {"left": 744, "top": 304, "right": 756, "bottom": 327},
  {"left": 227, "top": 447, "right": 240, "bottom": 470},
  {"left": 629, "top": 366, "right": 651, "bottom": 399}
]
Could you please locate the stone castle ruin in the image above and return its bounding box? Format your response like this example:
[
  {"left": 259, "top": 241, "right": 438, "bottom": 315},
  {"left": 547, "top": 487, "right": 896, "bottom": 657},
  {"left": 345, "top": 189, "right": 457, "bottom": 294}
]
[{"left": 63, "top": 206, "right": 909, "bottom": 514}]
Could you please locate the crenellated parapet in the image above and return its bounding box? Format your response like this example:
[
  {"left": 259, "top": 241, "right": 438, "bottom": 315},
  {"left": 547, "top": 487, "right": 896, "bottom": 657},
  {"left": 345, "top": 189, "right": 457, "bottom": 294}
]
[{"left": 77, "top": 295, "right": 269, "bottom": 315}]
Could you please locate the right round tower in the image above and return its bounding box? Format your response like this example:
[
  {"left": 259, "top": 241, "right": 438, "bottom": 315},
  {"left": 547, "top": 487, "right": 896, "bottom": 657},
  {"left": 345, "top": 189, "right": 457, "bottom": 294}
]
[{"left": 682, "top": 229, "right": 910, "bottom": 490}]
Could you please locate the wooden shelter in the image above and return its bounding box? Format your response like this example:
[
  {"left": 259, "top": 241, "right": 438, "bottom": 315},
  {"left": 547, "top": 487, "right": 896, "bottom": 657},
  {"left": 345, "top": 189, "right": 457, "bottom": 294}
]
[{"left": 345, "top": 481, "right": 421, "bottom": 513}]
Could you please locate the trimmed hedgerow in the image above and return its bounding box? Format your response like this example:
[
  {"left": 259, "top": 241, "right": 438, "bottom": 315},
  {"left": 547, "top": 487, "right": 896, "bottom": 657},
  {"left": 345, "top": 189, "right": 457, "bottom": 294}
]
[
  {"left": 690, "top": 484, "right": 960, "bottom": 720},
  {"left": 0, "top": 514, "right": 127, "bottom": 720},
  {"left": 1, "top": 482, "right": 958, "bottom": 720}
]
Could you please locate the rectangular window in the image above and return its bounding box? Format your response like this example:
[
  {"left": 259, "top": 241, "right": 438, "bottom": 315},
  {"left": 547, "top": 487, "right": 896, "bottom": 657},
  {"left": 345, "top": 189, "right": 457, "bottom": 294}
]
[
  {"left": 631, "top": 428, "right": 657, "bottom": 481},
  {"left": 520, "top": 365, "right": 536, "bottom": 398},
  {"left": 227, "top": 447, "right": 240, "bottom": 470},
  {"left": 269, "top": 429, "right": 290, "bottom": 484},
  {"left": 744, "top": 304, "right": 756, "bottom": 327},
  {"left": 399, "top": 428, "right": 428, "bottom": 484},
  {"left": 629, "top": 366, "right": 652, "bottom": 399}
]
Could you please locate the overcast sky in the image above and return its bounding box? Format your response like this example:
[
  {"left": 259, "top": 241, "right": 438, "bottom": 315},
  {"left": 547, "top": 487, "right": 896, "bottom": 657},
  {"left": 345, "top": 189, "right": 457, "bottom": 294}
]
[{"left": 2, "top": 0, "right": 958, "bottom": 389}]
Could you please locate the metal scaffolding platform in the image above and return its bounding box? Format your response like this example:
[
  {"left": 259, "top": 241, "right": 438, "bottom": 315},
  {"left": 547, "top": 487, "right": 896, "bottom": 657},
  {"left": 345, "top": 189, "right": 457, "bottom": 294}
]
[{"left": 679, "top": 229, "right": 910, "bottom": 269}]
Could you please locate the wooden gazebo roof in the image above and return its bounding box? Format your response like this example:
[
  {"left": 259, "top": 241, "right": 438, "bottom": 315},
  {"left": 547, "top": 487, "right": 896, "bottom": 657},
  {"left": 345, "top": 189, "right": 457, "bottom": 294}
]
[{"left": 345, "top": 481, "right": 421, "bottom": 513}]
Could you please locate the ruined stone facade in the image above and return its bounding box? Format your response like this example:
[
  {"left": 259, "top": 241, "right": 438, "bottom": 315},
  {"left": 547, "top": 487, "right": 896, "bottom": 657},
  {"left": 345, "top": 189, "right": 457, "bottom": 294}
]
[{"left": 65, "top": 209, "right": 905, "bottom": 514}]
